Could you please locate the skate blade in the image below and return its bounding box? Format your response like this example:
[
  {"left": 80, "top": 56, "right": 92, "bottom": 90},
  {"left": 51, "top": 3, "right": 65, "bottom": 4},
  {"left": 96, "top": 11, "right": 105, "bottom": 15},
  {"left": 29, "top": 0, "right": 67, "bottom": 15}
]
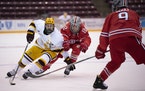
[
  {"left": 5, "top": 76, "right": 11, "bottom": 78},
  {"left": 64, "top": 74, "right": 69, "bottom": 77},
  {"left": 92, "top": 88, "right": 107, "bottom": 91}
]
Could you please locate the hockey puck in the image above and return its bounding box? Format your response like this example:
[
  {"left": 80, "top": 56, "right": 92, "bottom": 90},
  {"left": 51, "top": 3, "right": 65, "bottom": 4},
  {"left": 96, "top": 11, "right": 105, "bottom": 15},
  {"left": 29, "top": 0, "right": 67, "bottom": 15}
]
[{"left": 10, "top": 83, "right": 16, "bottom": 85}]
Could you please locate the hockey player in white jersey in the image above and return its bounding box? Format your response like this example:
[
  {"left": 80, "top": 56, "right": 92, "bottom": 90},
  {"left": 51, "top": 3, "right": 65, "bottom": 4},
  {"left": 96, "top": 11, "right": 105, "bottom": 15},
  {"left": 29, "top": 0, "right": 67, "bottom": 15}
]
[{"left": 7, "top": 17, "right": 67, "bottom": 79}]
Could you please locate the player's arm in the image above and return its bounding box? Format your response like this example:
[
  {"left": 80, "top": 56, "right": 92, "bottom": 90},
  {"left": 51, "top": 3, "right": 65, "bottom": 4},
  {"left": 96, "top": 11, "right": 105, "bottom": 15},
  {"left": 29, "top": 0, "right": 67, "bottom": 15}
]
[
  {"left": 80, "top": 26, "right": 91, "bottom": 53},
  {"left": 95, "top": 15, "right": 110, "bottom": 59},
  {"left": 60, "top": 24, "right": 70, "bottom": 51},
  {"left": 26, "top": 22, "right": 35, "bottom": 43},
  {"left": 99, "top": 15, "right": 110, "bottom": 51}
]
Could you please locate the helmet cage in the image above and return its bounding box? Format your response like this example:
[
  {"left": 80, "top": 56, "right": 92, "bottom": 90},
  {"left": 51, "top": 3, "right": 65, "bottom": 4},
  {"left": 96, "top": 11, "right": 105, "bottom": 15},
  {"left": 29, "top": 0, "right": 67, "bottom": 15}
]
[{"left": 70, "top": 16, "right": 81, "bottom": 34}]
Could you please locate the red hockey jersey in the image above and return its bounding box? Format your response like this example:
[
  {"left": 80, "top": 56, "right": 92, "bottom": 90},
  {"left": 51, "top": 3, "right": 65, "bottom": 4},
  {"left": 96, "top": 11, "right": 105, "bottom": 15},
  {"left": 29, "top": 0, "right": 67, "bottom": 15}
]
[
  {"left": 61, "top": 22, "right": 91, "bottom": 47},
  {"left": 99, "top": 8, "right": 142, "bottom": 50}
]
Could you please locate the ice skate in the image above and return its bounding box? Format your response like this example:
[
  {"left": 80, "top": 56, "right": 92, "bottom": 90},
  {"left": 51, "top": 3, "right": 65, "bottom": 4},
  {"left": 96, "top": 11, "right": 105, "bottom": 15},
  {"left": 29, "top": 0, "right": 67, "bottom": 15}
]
[
  {"left": 93, "top": 75, "right": 108, "bottom": 90},
  {"left": 35, "top": 69, "right": 45, "bottom": 75},
  {"left": 22, "top": 70, "right": 32, "bottom": 79},
  {"left": 7, "top": 69, "right": 16, "bottom": 77},
  {"left": 64, "top": 64, "right": 76, "bottom": 75},
  {"left": 64, "top": 66, "right": 71, "bottom": 75},
  {"left": 64, "top": 57, "right": 76, "bottom": 75}
]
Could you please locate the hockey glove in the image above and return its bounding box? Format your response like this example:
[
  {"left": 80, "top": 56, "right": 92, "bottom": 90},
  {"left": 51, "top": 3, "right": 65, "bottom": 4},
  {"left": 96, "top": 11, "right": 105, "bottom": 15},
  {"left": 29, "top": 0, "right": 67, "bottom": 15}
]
[
  {"left": 26, "top": 30, "right": 35, "bottom": 43},
  {"left": 80, "top": 43, "right": 88, "bottom": 53},
  {"left": 95, "top": 46, "right": 106, "bottom": 59},
  {"left": 63, "top": 41, "right": 70, "bottom": 51}
]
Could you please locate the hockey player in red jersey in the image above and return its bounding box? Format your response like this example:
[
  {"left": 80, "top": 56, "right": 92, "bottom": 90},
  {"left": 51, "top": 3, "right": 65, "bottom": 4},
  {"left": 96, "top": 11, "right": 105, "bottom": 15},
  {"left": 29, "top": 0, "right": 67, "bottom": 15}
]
[
  {"left": 61, "top": 16, "right": 91, "bottom": 75},
  {"left": 93, "top": 0, "right": 145, "bottom": 90}
]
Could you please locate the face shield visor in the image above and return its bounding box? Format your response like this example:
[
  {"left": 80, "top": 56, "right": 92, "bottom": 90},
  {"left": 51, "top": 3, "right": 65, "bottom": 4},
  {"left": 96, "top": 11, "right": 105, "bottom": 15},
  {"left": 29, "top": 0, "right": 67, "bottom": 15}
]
[{"left": 70, "top": 24, "right": 80, "bottom": 34}]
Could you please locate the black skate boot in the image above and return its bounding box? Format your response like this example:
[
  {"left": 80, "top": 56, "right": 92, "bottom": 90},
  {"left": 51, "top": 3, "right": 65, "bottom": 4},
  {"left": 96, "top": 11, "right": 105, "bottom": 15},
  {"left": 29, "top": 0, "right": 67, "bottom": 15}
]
[
  {"left": 7, "top": 69, "right": 16, "bottom": 77},
  {"left": 22, "top": 70, "right": 32, "bottom": 79},
  {"left": 64, "top": 57, "right": 76, "bottom": 75},
  {"left": 64, "top": 64, "right": 76, "bottom": 75},
  {"left": 93, "top": 75, "right": 108, "bottom": 90},
  {"left": 35, "top": 69, "right": 45, "bottom": 75}
]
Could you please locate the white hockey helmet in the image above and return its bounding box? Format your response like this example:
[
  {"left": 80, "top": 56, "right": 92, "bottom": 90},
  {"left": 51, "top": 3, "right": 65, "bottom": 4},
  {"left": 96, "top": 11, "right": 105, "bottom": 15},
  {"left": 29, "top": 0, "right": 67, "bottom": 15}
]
[
  {"left": 70, "top": 16, "right": 81, "bottom": 34},
  {"left": 112, "top": 0, "right": 128, "bottom": 11}
]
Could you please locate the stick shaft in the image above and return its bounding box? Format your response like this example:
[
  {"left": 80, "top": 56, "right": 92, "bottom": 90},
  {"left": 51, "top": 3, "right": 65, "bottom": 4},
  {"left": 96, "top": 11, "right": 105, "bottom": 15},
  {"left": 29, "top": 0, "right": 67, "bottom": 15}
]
[
  {"left": 28, "top": 50, "right": 110, "bottom": 78},
  {"left": 28, "top": 56, "right": 95, "bottom": 78},
  {"left": 9, "top": 43, "right": 29, "bottom": 84}
]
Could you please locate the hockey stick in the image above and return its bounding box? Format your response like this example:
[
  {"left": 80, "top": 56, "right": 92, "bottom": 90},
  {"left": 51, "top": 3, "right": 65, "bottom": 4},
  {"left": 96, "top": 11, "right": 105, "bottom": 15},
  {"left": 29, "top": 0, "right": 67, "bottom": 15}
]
[
  {"left": 28, "top": 50, "right": 110, "bottom": 78},
  {"left": 9, "top": 43, "right": 29, "bottom": 85},
  {"left": 27, "top": 56, "right": 95, "bottom": 78}
]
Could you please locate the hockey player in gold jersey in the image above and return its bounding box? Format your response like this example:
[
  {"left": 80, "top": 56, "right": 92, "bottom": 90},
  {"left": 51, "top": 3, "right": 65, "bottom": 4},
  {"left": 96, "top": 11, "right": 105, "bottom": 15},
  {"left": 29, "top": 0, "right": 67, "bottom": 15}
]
[{"left": 7, "top": 17, "right": 68, "bottom": 79}]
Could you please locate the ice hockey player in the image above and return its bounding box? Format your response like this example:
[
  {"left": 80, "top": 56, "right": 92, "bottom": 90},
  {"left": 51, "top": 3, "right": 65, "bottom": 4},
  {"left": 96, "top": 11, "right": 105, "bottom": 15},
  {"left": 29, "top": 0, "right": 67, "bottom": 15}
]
[
  {"left": 60, "top": 16, "right": 91, "bottom": 75},
  {"left": 7, "top": 17, "right": 66, "bottom": 79},
  {"left": 93, "top": 0, "right": 145, "bottom": 90}
]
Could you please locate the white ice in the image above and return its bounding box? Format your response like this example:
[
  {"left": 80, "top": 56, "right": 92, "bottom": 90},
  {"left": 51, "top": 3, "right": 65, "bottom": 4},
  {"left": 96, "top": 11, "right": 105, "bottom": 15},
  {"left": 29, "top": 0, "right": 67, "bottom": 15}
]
[{"left": 0, "top": 31, "right": 145, "bottom": 91}]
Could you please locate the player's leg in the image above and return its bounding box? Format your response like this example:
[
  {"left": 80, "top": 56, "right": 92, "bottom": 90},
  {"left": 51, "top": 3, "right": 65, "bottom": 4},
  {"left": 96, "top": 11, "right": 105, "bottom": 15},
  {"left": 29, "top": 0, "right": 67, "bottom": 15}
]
[
  {"left": 7, "top": 46, "right": 42, "bottom": 77},
  {"left": 64, "top": 44, "right": 81, "bottom": 75},
  {"left": 22, "top": 51, "right": 57, "bottom": 79},
  {"left": 93, "top": 38, "right": 126, "bottom": 90},
  {"left": 42, "top": 52, "right": 63, "bottom": 71},
  {"left": 126, "top": 37, "right": 145, "bottom": 64}
]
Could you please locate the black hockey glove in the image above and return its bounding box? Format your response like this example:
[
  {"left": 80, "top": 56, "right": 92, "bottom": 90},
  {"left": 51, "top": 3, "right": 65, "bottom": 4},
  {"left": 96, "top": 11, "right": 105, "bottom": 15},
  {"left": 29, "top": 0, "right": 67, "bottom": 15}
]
[{"left": 26, "top": 30, "right": 35, "bottom": 43}]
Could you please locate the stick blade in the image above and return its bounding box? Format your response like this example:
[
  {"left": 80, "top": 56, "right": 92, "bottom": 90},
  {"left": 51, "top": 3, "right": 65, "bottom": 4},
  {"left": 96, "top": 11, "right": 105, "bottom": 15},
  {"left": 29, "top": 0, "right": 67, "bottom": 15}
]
[
  {"left": 9, "top": 77, "right": 16, "bottom": 85},
  {"left": 10, "top": 83, "right": 16, "bottom": 85}
]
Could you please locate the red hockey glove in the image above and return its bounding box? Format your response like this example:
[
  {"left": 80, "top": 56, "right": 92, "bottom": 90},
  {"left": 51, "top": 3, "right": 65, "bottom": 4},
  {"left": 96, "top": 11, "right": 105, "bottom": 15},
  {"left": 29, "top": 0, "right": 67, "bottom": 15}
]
[
  {"left": 80, "top": 43, "right": 88, "bottom": 53},
  {"left": 63, "top": 41, "right": 70, "bottom": 51},
  {"left": 26, "top": 30, "right": 34, "bottom": 43},
  {"left": 95, "top": 46, "right": 106, "bottom": 59}
]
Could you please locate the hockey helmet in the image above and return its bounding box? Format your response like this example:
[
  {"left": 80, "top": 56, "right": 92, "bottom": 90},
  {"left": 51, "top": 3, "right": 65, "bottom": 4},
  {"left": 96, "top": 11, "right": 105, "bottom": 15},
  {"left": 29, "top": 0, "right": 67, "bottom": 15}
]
[
  {"left": 112, "top": 0, "right": 128, "bottom": 11},
  {"left": 45, "top": 17, "right": 54, "bottom": 24},
  {"left": 70, "top": 16, "right": 81, "bottom": 34},
  {"left": 44, "top": 18, "right": 55, "bottom": 35}
]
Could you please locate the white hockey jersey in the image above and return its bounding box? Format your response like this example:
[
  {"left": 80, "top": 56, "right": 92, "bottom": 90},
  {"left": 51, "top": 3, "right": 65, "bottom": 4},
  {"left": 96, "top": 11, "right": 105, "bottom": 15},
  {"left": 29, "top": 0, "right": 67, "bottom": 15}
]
[{"left": 28, "top": 19, "right": 63, "bottom": 50}]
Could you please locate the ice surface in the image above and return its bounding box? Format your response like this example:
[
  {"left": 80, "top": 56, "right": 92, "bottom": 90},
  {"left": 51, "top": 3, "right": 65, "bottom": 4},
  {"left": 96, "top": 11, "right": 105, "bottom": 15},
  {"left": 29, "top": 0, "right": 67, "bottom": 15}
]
[{"left": 0, "top": 32, "right": 145, "bottom": 91}]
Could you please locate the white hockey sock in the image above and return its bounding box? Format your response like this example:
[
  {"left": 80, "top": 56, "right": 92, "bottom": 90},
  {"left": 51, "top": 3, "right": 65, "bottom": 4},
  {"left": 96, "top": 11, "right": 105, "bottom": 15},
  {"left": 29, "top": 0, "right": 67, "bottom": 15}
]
[{"left": 28, "top": 63, "right": 41, "bottom": 75}]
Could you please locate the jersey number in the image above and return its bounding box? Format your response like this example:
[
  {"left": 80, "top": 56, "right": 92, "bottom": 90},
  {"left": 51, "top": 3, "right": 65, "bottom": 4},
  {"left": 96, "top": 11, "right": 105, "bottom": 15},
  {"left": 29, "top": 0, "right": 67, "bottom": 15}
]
[{"left": 118, "top": 12, "right": 128, "bottom": 20}]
